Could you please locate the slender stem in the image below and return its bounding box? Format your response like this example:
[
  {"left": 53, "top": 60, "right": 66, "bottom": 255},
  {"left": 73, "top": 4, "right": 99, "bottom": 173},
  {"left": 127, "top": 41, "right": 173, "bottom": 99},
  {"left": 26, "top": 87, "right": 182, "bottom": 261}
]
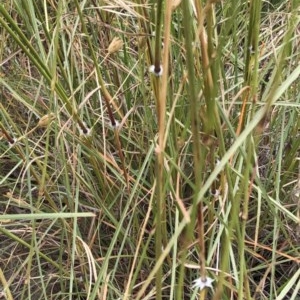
[
  {"left": 74, "top": 0, "right": 129, "bottom": 189},
  {"left": 154, "top": 0, "right": 164, "bottom": 73},
  {"left": 178, "top": 1, "right": 204, "bottom": 299},
  {"left": 153, "top": 0, "right": 167, "bottom": 298}
]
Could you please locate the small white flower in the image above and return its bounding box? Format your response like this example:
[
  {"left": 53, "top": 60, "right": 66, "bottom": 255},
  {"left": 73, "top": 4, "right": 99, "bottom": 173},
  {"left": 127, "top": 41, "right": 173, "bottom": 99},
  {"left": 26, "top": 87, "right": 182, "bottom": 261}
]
[
  {"left": 192, "top": 276, "right": 214, "bottom": 291},
  {"left": 210, "top": 189, "right": 220, "bottom": 198},
  {"left": 149, "top": 65, "right": 163, "bottom": 77},
  {"left": 79, "top": 127, "right": 92, "bottom": 137},
  {"left": 78, "top": 121, "right": 92, "bottom": 136},
  {"left": 111, "top": 120, "right": 120, "bottom": 129},
  {"left": 9, "top": 137, "right": 17, "bottom": 146}
]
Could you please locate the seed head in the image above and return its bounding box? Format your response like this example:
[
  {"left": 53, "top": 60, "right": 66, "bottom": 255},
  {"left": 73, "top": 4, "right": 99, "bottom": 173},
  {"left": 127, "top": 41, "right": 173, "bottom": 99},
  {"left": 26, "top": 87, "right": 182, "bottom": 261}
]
[
  {"left": 107, "top": 37, "right": 124, "bottom": 54},
  {"left": 38, "top": 113, "right": 55, "bottom": 127}
]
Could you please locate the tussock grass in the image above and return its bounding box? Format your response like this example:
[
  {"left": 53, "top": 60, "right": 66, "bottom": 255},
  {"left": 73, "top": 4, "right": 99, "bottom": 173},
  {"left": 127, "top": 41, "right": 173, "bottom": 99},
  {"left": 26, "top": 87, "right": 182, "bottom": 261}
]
[{"left": 0, "top": 0, "right": 299, "bottom": 299}]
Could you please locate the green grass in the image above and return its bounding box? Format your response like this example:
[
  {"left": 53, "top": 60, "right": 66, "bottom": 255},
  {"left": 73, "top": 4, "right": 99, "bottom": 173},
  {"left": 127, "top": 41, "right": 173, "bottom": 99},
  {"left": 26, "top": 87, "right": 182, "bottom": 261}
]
[{"left": 0, "top": 0, "right": 299, "bottom": 299}]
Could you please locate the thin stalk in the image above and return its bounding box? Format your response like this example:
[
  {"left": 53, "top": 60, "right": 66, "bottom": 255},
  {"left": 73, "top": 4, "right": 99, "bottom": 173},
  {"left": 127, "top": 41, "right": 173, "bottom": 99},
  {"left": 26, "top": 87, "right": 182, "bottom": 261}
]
[
  {"left": 0, "top": 268, "right": 13, "bottom": 300},
  {"left": 236, "top": 0, "right": 262, "bottom": 136},
  {"left": 179, "top": 1, "right": 205, "bottom": 299},
  {"left": 73, "top": 0, "right": 129, "bottom": 190},
  {"left": 154, "top": 0, "right": 164, "bottom": 73},
  {"left": 195, "top": 2, "right": 220, "bottom": 299},
  {"left": 152, "top": 0, "right": 166, "bottom": 298}
]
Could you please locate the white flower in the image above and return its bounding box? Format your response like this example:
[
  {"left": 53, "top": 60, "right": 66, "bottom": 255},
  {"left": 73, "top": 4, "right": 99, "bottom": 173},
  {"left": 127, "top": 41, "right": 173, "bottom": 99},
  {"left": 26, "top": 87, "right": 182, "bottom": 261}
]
[
  {"left": 149, "top": 64, "right": 163, "bottom": 77},
  {"left": 8, "top": 137, "right": 17, "bottom": 146},
  {"left": 78, "top": 121, "right": 92, "bottom": 137},
  {"left": 111, "top": 120, "right": 120, "bottom": 129},
  {"left": 79, "top": 127, "right": 92, "bottom": 137},
  {"left": 210, "top": 188, "right": 220, "bottom": 198},
  {"left": 192, "top": 276, "right": 214, "bottom": 291}
]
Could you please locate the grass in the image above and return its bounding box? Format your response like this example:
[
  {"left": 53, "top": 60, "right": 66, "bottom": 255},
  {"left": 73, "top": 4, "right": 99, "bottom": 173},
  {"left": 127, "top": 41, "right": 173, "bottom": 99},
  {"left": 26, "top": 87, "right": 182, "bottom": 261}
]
[{"left": 0, "top": 0, "right": 299, "bottom": 299}]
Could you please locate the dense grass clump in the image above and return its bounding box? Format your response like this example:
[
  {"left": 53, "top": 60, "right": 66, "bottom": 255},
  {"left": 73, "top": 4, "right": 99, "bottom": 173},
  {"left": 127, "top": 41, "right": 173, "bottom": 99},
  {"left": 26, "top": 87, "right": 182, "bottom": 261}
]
[{"left": 0, "top": 0, "right": 299, "bottom": 299}]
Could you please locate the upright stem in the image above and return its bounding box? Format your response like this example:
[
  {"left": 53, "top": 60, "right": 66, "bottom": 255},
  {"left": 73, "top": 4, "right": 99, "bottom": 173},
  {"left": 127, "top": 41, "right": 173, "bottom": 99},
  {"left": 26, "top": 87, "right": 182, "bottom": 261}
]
[
  {"left": 177, "top": 1, "right": 205, "bottom": 299},
  {"left": 154, "top": 0, "right": 164, "bottom": 73},
  {"left": 153, "top": 1, "right": 165, "bottom": 299}
]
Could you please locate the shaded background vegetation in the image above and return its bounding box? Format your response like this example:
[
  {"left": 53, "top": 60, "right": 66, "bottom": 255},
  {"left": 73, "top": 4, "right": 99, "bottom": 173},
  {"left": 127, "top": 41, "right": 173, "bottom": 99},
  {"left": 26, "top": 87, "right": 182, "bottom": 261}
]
[{"left": 0, "top": 0, "right": 299, "bottom": 299}]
